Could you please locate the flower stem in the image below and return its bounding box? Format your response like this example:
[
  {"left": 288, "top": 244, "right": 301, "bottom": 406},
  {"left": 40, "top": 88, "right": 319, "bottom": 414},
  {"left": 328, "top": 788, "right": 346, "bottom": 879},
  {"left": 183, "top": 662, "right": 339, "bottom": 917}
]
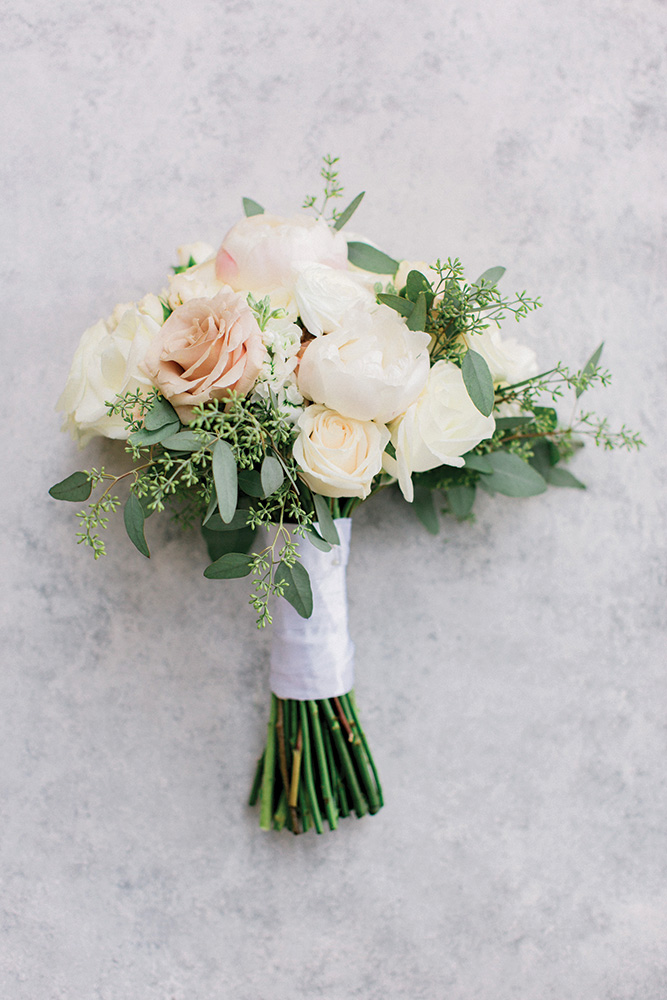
[
  {"left": 308, "top": 701, "right": 338, "bottom": 831},
  {"left": 299, "top": 701, "right": 324, "bottom": 833},
  {"left": 259, "top": 695, "right": 278, "bottom": 830}
]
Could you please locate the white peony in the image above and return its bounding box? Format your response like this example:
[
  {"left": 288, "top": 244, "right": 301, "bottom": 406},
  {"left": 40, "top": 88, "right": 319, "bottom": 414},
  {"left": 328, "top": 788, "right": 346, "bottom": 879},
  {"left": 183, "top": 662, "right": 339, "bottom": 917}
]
[
  {"left": 384, "top": 360, "right": 496, "bottom": 502},
  {"left": 57, "top": 305, "right": 161, "bottom": 445},
  {"left": 294, "top": 262, "right": 376, "bottom": 336},
  {"left": 297, "top": 304, "right": 430, "bottom": 424},
  {"left": 293, "top": 404, "right": 390, "bottom": 500}
]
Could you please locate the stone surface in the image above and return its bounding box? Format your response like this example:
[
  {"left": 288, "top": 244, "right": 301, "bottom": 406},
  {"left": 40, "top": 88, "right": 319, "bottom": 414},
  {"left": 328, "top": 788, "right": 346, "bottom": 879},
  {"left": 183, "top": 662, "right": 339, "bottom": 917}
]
[{"left": 2, "top": 1, "right": 665, "bottom": 997}]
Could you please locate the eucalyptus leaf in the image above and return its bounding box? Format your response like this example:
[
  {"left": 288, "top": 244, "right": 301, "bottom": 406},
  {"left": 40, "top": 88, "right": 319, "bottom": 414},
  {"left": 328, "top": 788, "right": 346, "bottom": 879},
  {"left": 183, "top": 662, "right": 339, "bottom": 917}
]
[
  {"left": 464, "top": 453, "right": 493, "bottom": 474},
  {"left": 143, "top": 395, "right": 179, "bottom": 431},
  {"left": 260, "top": 454, "right": 285, "bottom": 497},
  {"left": 212, "top": 439, "right": 238, "bottom": 523},
  {"left": 483, "top": 451, "right": 547, "bottom": 497},
  {"left": 462, "top": 350, "right": 495, "bottom": 417},
  {"left": 237, "top": 468, "right": 265, "bottom": 498},
  {"left": 577, "top": 341, "right": 605, "bottom": 398},
  {"left": 376, "top": 293, "right": 414, "bottom": 318},
  {"left": 243, "top": 197, "right": 264, "bottom": 217},
  {"left": 528, "top": 440, "right": 560, "bottom": 478},
  {"left": 407, "top": 291, "right": 428, "bottom": 332},
  {"left": 545, "top": 467, "right": 586, "bottom": 489},
  {"left": 201, "top": 524, "right": 256, "bottom": 563},
  {"left": 347, "top": 241, "right": 399, "bottom": 275},
  {"left": 275, "top": 560, "right": 313, "bottom": 619},
  {"left": 202, "top": 491, "right": 218, "bottom": 526},
  {"left": 123, "top": 493, "right": 150, "bottom": 558},
  {"left": 532, "top": 405, "right": 558, "bottom": 431},
  {"left": 333, "top": 191, "right": 365, "bottom": 231},
  {"left": 313, "top": 493, "right": 340, "bottom": 545},
  {"left": 413, "top": 486, "right": 439, "bottom": 535},
  {"left": 405, "top": 270, "right": 432, "bottom": 302},
  {"left": 204, "top": 552, "right": 253, "bottom": 579},
  {"left": 129, "top": 422, "right": 180, "bottom": 447},
  {"left": 48, "top": 471, "right": 92, "bottom": 503},
  {"left": 494, "top": 415, "right": 533, "bottom": 431},
  {"left": 160, "top": 430, "right": 212, "bottom": 452},
  {"left": 306, "top": 528, "right": 332, "bottom": 552},
  {"left": 474, "top": 265, "right": 506, "bottom": 288},
  {"left": 205, "top": 509, "right": 251, "bottom": 532},
  {"left": 447, "top": 484, "right": 476, "bottom": 520}
]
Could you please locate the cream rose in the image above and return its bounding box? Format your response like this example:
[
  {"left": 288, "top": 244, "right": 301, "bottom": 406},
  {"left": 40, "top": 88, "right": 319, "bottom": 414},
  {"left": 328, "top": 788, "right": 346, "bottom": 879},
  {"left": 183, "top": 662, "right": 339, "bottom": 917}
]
[
  {"left": 142, "top": 289, "right": 266, "bottom": 420},
  {"left": 385, "top": 360, "right": 496, "bottom": 501},
  {"left": 297, "top": 304, "right": 430, "bottom": 424},
  {"left": 293, "top": 404, "right": 390, "bottom": 500},
  {"left": 293, "top": 262, "right": 376, "bottom": 336},
  {"left": 166, "top": 259, "right": 226, "bottom": 309},
  {"left": 215, "top": 214, "right": 349, "bottom": 296},
  {"left": 57, "top": 305, "right": 160, "bottom": 445},
  {"left": 463, "top": 328, "right": 538, "bottom": 387}
]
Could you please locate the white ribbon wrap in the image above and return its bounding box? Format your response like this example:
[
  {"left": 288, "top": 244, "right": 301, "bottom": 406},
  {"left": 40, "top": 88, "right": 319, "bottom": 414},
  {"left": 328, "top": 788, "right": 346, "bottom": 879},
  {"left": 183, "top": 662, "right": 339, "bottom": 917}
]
[{"left": 269, "top": 518, "right": 354, "bottom": 700}]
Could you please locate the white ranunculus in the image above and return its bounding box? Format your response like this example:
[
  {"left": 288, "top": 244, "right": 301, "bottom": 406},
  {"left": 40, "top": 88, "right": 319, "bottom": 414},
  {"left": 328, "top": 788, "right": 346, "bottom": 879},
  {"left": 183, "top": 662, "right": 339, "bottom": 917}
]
[
  {"left": 57, "top": 306, "right": 160, "bottom": 445},
  {"left": 166, "top": 258, "right": 227, "bottom": 309},
  {"left": 293, "top": 404, "right": 390, "bottom": 500},
  {"left": 176, "top": 242, "right": 215, "bottom": 267},
  {"left": 294, "top": 263, "right": 376, "bottom": 336},
  {"left": 463, "top": 328, "right": 538, "bottom": 387},
  {"left": 384, "top": 360, "right": 496, "bottom": 502},
  {"left": 297, "top": 304, "right": 430, "bottom": 424},
  {"left": 215, "top": 214, "right": 349, "bottom": 296}
]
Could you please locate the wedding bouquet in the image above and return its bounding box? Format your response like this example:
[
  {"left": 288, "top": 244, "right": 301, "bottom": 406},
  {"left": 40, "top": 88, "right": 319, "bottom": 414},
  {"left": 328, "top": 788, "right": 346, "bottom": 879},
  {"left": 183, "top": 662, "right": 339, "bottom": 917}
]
[{"left": 50, "top": 157, "right": 642, "bottom": 835}]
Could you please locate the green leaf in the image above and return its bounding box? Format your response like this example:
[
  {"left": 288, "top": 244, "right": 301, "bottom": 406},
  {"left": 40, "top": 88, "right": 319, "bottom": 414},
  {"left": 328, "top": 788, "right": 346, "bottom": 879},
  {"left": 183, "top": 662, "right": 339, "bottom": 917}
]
[
  {"left": 474, "top": 266, "right": 506, "bottom": 288},
  {"left": 464, "top": 453, "right": 493, "bottom": 474},
  {"left": 204, "top": 552, "right": 253, "bottom": 579},
  {"left": 123, "top": 493, "right": 150, "bottom": 558},
  {"left": 405, "top": 270, "right": 432, "bottom": 303},
  {"left": 202, "top": 491, "right": 218, "bottom": 526},
  {"left": 49, "top": 471, "right": 92, "bottom": 503},
  {"left": 413, "top": 486, "right": 439, "bottom": 534},
  {"left": 462, "top": 349, "right": 495, "bottom": 417},
  {"left": 347, "top": 241, "right": 399, "bottom": 274},
  {"left": 577, "top": 341, "right": 605, "bottom": 398},
  {"left": 275, "top": 560, "right": 313, "bottom": 619},
  {"left": 532, "top": 405, "right": 558, "bottom": 431},
  {"left": 243, "top": 197, "right": 264, "bottom": 217},
  {"left": 333, "top": 191, "right": 365, "bottom": 231},
  {"left": 201, "top": 524, "right": 256, "bottom": 563},
  {"left": 143, "top": 395, "right": 180, "bottom": 431},
  {"left": 483, "top": 451, "right": 547, "bottom": 497},
  {"left": 495, "top": 415, "right": 533, "bottom": 431},
  {"left": 313, "top": 493, "right": 340, "bottom": 545},
  {"left": 447, "top": 484, "right": 476, "bottom": 519},
  {"left": 376, "top": 293, "right": 414, "bottom": 318},
  {"left": 204, "top": 508, "right": 251, "bottom": 532},
  {"left": 212, "top": 440, "right": 238, "bottom": 523},
  {"left": 129, "top": 423, "right": 180, "bottom": 447},
  {"left": 528, "top": 440, "right": 559, "bottom": 478},
  {"left": 260, "top": 454, "right": 284, "bottom": 497},
  {"left": 545, "top": 466, "right": 586, "bottom": 489},
  {"left": 237, "top": 468, "right": 265, "bottom": 498},
  {"left": 407, "top": 291, "right": 428, "bottom": 332},
  {"left": 306, "top": 528, "right": 332, "bottom": 552},
  {"left": 160, "top": 430, "right": 212, "bottom": 452}
]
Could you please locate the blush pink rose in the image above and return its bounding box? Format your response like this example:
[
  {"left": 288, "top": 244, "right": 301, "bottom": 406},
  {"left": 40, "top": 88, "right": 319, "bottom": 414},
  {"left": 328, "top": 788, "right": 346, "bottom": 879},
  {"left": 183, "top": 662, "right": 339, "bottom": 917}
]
[
  {"left": 215, "top": 214, "right": 349, "bottom": 295},
  {"left": 142, "top": 289, "right": 266, "bottom": 420}
]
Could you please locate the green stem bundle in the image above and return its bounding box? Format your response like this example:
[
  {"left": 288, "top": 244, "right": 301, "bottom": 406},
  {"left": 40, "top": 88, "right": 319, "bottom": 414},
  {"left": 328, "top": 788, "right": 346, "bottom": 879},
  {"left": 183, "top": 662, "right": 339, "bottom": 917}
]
[{"left": 249, "top": 692, "right": 383, "bottom": 833}]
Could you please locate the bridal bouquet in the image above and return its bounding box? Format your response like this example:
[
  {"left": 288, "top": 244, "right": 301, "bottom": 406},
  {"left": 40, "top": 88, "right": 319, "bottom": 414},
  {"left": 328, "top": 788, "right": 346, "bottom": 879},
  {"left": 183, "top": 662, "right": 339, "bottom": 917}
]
[{"left": 50, "top": 157, "right": 641, "bottom": 835}]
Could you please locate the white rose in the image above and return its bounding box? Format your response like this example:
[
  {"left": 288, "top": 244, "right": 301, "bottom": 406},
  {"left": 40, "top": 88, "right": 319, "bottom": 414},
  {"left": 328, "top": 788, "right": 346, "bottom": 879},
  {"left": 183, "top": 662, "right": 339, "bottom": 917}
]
[
  {"left": 294, "top": 263, "right": 376, "bottom": 336},
  {"left": 384, "top": 360, "right": 496, "bottom": 502},
  {"left": 166, "top": 258, "right": 226, "bottom": 309},
  {"left": 176, "top": 242, "right": 215, "bottom": 267},
  {"left": 57, "top": 306, "right": 160, "bottom": 446},
  {"left": 297, "top": 304, "right": 430, "bottom": 424},
  {"left": 463, "top": 328, "right": 538, "bottom": 387},
  {"left": 293, "top": 404, "right": 390, "bottom": 500},
  {"left": 215, "top": 214, "right": 349, "bottom": 296}
]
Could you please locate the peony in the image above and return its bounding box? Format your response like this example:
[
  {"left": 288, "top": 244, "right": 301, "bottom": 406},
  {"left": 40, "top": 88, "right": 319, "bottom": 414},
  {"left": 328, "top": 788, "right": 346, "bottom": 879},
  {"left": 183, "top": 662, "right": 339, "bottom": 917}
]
[
  {"left": 293, "top": 404, "right": 390, "bottom": 500},
  {"left": 57, "top": 305, "right": 161, "bottom": 445},
  {"left": 142, "top": 289, "right": 266, "bottom": 421},
  {"left": 294, "top": 262, "right": 377, "bottom": 336},
  {"left": 297, "top": 304, "right": 430, "bottom": 424},
  {"left": 215, "top": 214, "right": 349, "bottom": 297},
  {"left": 463, "top": 328, "right": 538, "bottom": 387},
  {"left": 384, "top": 361, "right": 496, "bottom": 501}
]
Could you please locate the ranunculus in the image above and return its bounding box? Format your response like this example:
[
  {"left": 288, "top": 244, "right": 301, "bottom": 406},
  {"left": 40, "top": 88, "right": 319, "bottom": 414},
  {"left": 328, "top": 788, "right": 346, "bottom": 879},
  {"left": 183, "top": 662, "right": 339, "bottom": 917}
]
[
  {"left": 293, "top": 404, "right": 390, "bottom": 500},
  {"left": 142, "top": 289, "right": 266, "bottom": 421},
  {"left": 297, "top": 304, "right": 430, "bottom": 424},
  {"left": 384, "top": 361, "right": 496, "bottom": 501},
  {"left": 215, "top": 214, "right": 349, "bottom": 296},
  {"left": 57, "top": 305, "right": 160, "bottom": 445},
  {"left": 463, "top": 328, "right": 538, "bottom": 387},
  {"left": 294, "top": 262, "right": 377, "bottom": 336}
]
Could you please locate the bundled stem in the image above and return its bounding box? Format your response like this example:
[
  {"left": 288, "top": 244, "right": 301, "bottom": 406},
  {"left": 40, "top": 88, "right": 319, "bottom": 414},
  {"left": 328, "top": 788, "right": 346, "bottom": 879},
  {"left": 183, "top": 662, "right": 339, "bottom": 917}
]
[{"left": 250, "top": 691, "right": 382, "bottom": 834}]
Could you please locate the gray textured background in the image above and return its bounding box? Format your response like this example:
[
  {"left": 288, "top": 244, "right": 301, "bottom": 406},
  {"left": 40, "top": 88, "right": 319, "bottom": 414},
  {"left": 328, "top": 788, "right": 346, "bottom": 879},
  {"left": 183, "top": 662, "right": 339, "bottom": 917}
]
[{"left": 2, "top": 1, "right": 666, "bottom": 998}]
